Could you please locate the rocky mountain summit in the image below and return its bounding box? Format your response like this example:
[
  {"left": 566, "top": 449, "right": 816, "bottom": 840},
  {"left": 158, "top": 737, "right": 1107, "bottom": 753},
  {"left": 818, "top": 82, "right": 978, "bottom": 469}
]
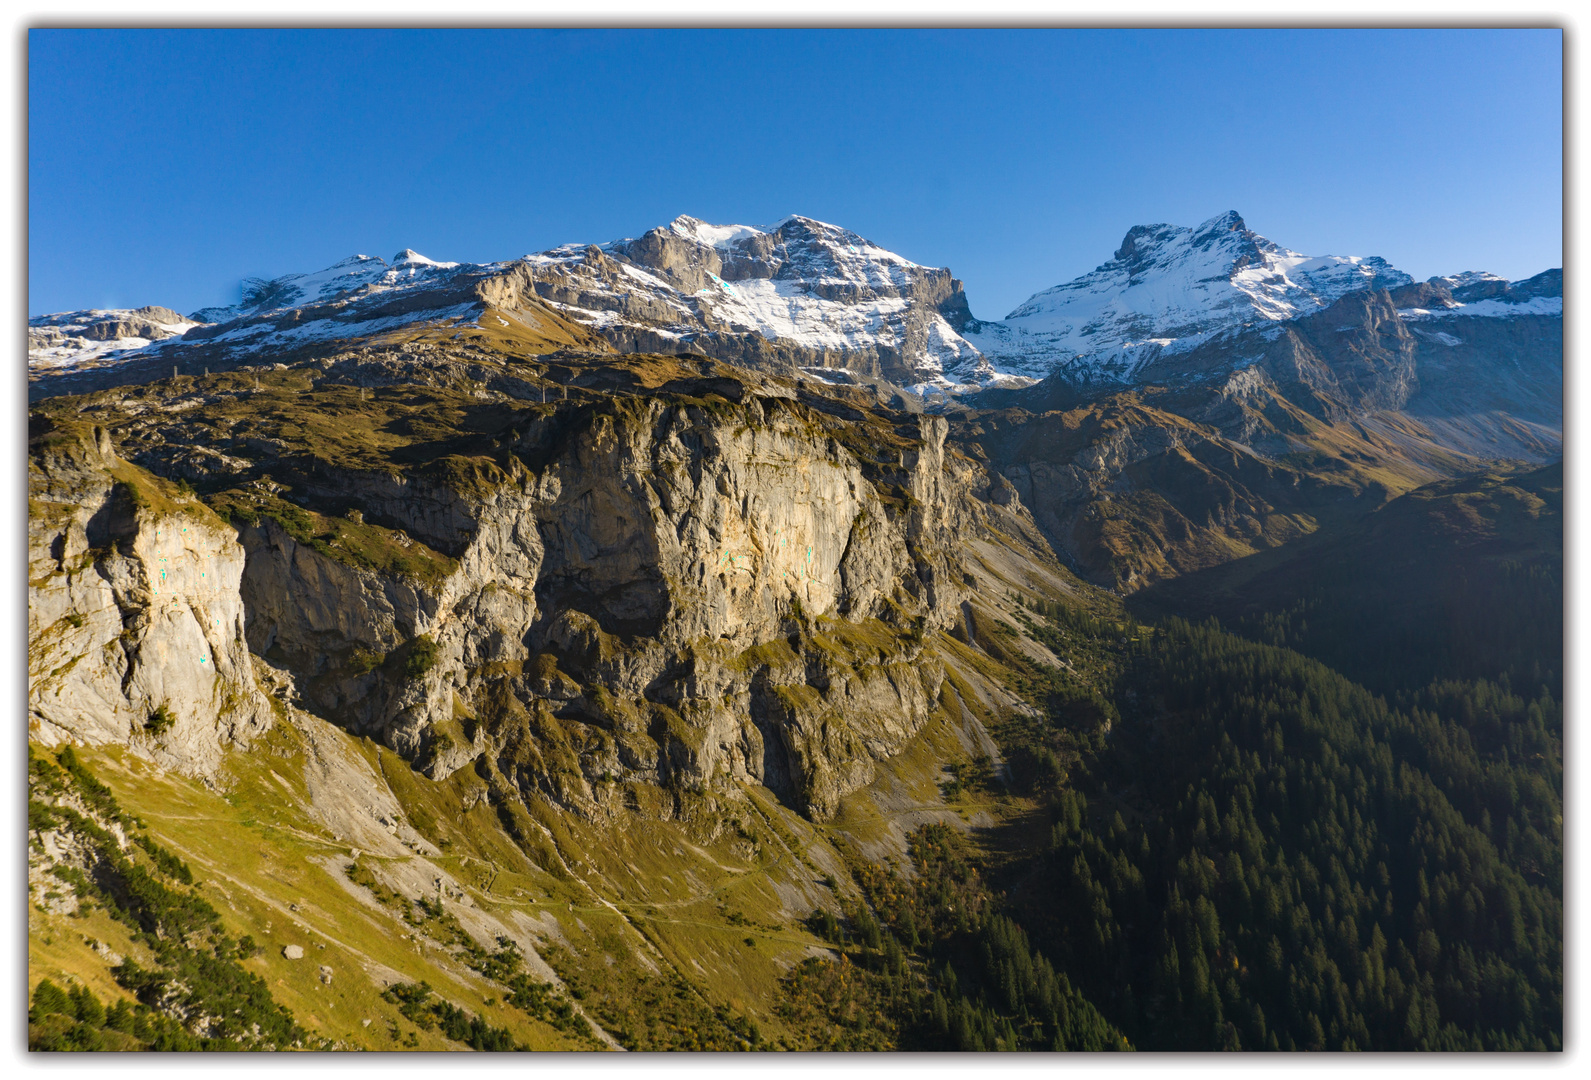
[
  {"left": 524, "top": 215, "right": 996, "bottom": 391},
  {"left": 963, "top": 210, "right": 1418, "bottom": 382}
]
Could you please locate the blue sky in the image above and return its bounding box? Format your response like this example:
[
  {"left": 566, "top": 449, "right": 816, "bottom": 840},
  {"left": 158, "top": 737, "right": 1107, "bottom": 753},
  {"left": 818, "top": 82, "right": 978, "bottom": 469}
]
[{"left": 28, "top": 28, "right": 1562, "bottom": 320}]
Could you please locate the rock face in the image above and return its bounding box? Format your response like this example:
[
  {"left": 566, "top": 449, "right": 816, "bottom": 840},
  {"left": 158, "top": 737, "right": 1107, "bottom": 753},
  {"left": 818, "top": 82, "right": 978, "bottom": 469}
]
[
  {"left": 520, "top": 215, "right": 996, "bottom": 390},
  {"left": 27, "top": 418, "right": 273, "bottom": 775},
  {"left": 1132, "top": 287, "right": 1420, "bottom": 420},
  {"left": 238, "top": 397, "right": 971, "bottom": 819},
  {"left": 30, "top": 355, "right": 1021, "bottom": 821}
]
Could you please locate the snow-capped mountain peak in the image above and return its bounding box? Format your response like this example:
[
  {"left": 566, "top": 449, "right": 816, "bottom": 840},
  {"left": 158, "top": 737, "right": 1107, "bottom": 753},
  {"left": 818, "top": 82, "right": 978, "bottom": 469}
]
[
  {"left": 966, "top": 210, "right": 1415, "bottom": 382},
  {"left": 27, "top": 210, "right": 1558, "bottom": 404},
  {"left": 537, "top": 213, "right": 998, "bottom": 390}
]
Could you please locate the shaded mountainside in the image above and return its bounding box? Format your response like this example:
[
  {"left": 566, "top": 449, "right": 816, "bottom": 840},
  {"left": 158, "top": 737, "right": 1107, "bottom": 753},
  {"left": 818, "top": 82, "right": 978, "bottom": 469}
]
[
  {"left": 1000, "top": 615, "right": 1561, "bottom": 1051},
  {"left": 1128, "top": 462, "right": 1563, "bottom": 700}
]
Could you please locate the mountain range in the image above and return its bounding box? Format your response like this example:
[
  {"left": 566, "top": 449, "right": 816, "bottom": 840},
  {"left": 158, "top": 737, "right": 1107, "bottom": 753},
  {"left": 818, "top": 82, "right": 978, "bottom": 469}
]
[
  {"left": 28, "top": 210, "right": 1561, "bottom": 398},
  {"left": 28, "top": 209, "right": 1562, "bottom": 1052}
]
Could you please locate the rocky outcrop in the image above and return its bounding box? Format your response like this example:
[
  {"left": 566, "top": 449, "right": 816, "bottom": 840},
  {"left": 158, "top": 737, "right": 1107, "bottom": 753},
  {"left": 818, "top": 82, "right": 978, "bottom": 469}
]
[
  {"left": 29, "top": 305, "right": 193, "bottom": 346},
  {"left": 238, "top": 397, "right": 974, "bottom": 819},
  {"left": 27, "top": 419, "right": 273, "bottom": 775},
  {"left": 78, "top": 306, "right": 191, "bottom": 341},
  {"left": 28, "top": 307, "right": 203, "bottom": 379},
  {"left": 35, "top": 358, "right": 1013, "bottom": 821}
]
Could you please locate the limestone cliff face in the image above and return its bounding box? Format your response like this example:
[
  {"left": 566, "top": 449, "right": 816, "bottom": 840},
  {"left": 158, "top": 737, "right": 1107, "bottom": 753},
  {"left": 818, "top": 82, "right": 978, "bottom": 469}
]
[
  {"left": 50, "top": 364, "right": 997, "bottom": 821},
  {"left": 235, "top": 399, "right": 972, "bottom": 818},
  {"left": 27, "top": 421, "right": 273, "bottom": 775}
]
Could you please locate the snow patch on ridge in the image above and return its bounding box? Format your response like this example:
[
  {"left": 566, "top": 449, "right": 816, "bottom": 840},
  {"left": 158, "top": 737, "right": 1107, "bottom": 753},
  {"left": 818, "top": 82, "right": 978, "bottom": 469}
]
[
  {"left": 28, "top": 308, "right": 203, "bottom": 371},
  {"left": 669, "top": 216, "right": 764, "bottom": 250},
  {"left": 1400, "top": 296, "right": 1563, "bottom": 320}
]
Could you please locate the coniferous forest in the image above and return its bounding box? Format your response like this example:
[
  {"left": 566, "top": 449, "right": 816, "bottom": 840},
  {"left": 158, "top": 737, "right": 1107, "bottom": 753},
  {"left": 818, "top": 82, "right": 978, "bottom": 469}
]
[{"left": 783, "top": 465, "right": 1561, "bottom": 1051}]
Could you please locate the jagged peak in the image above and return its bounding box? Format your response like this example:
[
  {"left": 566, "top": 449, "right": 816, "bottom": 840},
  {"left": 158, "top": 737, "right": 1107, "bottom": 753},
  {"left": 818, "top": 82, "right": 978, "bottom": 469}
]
[
  {"left": 1197, "top": 209, "right": 1249, "bottom": 235},
  {"left": 1114, "top": 210, "right": 1252, "bottom": 264}
]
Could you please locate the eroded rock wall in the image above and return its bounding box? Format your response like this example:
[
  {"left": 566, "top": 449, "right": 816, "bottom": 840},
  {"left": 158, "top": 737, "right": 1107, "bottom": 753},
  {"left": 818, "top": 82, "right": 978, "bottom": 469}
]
[
  {"left": 28, "top": 423, "right": 273, "bottom": 775},
  {"left": 211, "top": 394, "right": 984, "bottom": 818}
]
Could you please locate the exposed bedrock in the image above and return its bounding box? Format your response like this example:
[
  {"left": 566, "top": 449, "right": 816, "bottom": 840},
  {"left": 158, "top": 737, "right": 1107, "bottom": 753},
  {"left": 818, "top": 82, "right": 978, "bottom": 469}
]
[
  {"left": 27, "top": 421, "right": 273, "bottom": 775},
  {"left": 205, "top": 396, "right": 987, "bottom": 819}
]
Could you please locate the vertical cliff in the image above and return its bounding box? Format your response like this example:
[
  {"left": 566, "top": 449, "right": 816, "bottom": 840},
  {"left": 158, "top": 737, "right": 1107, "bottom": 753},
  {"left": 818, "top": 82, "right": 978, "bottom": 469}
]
[
  {"left": 28, "top": 418, "right": 273, "bottom": 775},
  {"left": 29, "top": 357, "right": 1032, "bottom": 821}
]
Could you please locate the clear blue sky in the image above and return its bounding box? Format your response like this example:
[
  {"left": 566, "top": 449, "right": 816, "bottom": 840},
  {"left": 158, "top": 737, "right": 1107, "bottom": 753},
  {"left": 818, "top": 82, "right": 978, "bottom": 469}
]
[{"left": 28, "top": 28, "right": 1562, "bottom": 321}]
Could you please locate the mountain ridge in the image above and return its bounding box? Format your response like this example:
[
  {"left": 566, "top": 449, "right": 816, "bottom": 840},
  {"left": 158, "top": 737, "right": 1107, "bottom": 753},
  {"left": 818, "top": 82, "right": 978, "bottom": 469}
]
[{"left": 29, "top": 210, "right": 1560, "bottom": 401}]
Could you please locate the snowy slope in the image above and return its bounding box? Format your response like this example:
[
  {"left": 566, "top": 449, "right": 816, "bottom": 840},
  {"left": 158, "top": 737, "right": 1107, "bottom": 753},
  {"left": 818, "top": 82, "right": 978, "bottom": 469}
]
[
  {"left": 964, "top": 211, "right": 1414, "bottom": 383},
  {"left": 521, "top": 214, "right": 1002, "bottom": 390},
  {"left": 43, "top": 249, "right": 508, "bottom": 372},
  {"left": 28, "top": 307, "right": 204, "bottom": 371},
  {"left": 189, "top": 251, "right": 466, "bottom": 324},
  {"left": 1398, "top": 267, "right": 1563, "bottom": 323}
]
